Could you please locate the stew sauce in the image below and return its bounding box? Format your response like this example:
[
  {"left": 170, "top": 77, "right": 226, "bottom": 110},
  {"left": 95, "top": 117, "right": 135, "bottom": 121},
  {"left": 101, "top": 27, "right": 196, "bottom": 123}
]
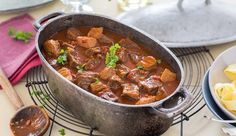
[{"left": 42, "top": 26, "right": 179, "bottom": 105}]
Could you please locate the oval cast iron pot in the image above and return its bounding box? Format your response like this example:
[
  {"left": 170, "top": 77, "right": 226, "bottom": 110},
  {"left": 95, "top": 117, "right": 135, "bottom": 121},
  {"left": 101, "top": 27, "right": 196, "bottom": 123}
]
[{"left": 34, "top": 12, "right": 193, "bottom": 136}]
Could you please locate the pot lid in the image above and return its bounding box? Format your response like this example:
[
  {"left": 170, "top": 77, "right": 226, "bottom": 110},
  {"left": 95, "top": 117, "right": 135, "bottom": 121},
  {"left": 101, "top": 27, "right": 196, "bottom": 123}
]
[
  {"left": 117, "top": 0, "right": 236, "bottom": 48},
  {"left": 0, "top": 0, "right": 53, "bottom": 13}
]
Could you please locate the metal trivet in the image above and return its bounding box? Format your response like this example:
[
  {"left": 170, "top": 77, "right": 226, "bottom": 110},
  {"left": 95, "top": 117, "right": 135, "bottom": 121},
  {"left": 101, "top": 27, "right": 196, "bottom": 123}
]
[{"left": 25, "top": 47, "right": 214, "bottom": 136}]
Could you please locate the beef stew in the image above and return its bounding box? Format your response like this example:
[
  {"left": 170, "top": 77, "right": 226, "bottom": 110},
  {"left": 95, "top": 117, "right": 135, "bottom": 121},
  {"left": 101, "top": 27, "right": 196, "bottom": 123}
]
[{"left": 42, "top": 26, "right": 179, "bottom": 105}]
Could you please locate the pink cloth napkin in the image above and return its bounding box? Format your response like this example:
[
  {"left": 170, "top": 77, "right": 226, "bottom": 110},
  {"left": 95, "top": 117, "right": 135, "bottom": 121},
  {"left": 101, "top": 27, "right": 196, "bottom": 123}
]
[
  {"left": 0, "top": 14, "right": 41, "bottom": 85},
  {"left": 10, "top": 52, "right": 41, "bottom": 85}
]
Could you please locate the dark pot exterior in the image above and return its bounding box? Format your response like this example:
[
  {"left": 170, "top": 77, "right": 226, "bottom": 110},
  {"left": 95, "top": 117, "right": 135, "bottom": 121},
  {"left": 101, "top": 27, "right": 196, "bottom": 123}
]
[{"left": 35, "top": 13, "right": 193, "bottom": 136}]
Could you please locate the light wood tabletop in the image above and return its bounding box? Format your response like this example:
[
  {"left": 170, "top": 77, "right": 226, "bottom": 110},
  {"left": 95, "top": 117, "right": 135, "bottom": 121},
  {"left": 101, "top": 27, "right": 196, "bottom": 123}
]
[{"left": 0, "top": 0, "right": 235, "bottom": 135}]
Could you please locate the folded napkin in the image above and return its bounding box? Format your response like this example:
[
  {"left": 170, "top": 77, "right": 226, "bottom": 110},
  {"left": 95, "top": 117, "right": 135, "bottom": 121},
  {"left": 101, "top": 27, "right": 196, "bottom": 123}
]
[
  {"left": 10, "top": 52, "right": 41, "bottom": 85},
  {"left": 0, "top": 14, "right": 41, "bottom": 85}
]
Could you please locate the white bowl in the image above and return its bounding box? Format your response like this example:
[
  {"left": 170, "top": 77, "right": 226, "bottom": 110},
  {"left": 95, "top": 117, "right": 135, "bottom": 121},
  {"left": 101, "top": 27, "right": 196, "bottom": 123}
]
[{"left": 209, "top": 45, "right": 236, "bottom": 120}]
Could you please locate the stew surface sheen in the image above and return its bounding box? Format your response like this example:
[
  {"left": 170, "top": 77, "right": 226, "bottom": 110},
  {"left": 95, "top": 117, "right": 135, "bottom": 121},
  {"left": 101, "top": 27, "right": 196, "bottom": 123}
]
[{"left": 42, "top": 26, "right": 179, "bottom": 105}]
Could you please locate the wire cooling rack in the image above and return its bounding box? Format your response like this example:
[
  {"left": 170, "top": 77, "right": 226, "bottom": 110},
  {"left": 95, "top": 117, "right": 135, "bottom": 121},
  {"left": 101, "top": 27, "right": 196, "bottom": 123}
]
[{"left": 25, "top": 47, "right": 214, "bottom": 136}]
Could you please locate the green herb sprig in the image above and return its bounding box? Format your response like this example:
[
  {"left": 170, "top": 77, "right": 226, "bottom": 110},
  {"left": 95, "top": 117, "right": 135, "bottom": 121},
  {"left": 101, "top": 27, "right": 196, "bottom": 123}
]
[
  {"left": 136, "top": 65, "right": 144, "bottom": 69},
  {"left": 76, "top": 64, "right": 86, "bottom": 71},
  {"left": 57, "top": 49, "right": 67, "bottom": 65},
  {"left": 8, "top": 27, "right": 33, "bottom": 43},
  {"left": 105, "top": 43, "right": 121, "bottom": 68},
  {"left": 59, "top": 128, "right": 65, "bottom": 136},
  {"left": 94, "top": 78, "right": 100, "bottom": 84},
  {"left": 30, "top": 84, "right": 50, "bottom": 108},
  {"left": 156, "top": 59, "right": 162, "bottom": 64}
]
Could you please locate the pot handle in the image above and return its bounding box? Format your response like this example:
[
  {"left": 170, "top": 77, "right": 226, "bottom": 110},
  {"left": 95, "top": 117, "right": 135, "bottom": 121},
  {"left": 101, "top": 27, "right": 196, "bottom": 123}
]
[
  {"left": 152, "top": 87, "right": 193, "bottom": 118},
  {"left": 33, "top": 11, "right": 64, "bottom": 30},
  {"left": 177, "top": 0, "right": 211, "bottom": 10}
]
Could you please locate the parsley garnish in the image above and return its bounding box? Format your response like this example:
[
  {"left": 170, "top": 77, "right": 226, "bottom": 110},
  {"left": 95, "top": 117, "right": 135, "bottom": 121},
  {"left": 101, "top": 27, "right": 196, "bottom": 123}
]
[
  {"left": 30, "top": 90, "right": 43, "bottom": 96},
  {"left": 30, "top": 85, "right": 50, "bottom": 107},
  {"left": 136, "top": 65, "right": 144, "bottom": 69},
  {"left": 59, "top": 128, "right": 65, "bottom": 136},
  {"left": 59, "top": 49, "right": 65, "bottom": 54},
  {"left": 8, "top": 27, "right": 33, "bottom": 43},
  {"left": 105, "top": 43, "right": 121, "bottom": 68},
  {"left": 156, "top": 59, "right": 162, "bottom": 64},
  {"left": 57, "top": 49, "right": 67, "bottom": 65},
  {"left": 94, "top": 78, "right": 100, "bottom": 84},
  {"left": 76, "top": 64, "right": 85, "bottom": 71},
  {"left": 30, "top": 90, "right": 50, "bottom": 100}
]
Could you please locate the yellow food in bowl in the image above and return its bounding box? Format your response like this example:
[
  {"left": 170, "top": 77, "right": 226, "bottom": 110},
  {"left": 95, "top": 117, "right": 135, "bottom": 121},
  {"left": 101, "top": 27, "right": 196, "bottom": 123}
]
[
  {"left": 214, "top": 64, "right": 236, "bottom": 111},
  {"left": 224, "top": 64, "right": 236, "bottom": 81}
]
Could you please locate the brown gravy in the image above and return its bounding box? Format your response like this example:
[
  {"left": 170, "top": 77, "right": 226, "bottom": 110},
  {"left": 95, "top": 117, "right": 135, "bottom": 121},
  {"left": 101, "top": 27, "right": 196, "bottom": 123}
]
[{"left": 43, "top": 26, "right": 179, "bottom": 105}]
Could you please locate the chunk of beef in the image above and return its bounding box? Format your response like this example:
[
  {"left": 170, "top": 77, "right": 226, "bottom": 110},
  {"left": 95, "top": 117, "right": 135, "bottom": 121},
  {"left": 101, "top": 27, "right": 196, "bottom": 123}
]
[
  {"left": 100, "top": 46, "right": 109, "bottom": 54},
  {"left": 129, "top": 52, "right": 143, "bottom": 64},
  {"left": 58, "top": 67, "right": 73, "bottom": 81},
  {"left": 139, "top": 75, "right": 162, "bottom": 94},
  {"left": 116, "top": 47, "right": 128, "bottom": 63},
  {"left": 127, "top": 69, "right": 149, "bottom": 83},
  {"left": 67, "top": 47, "right": 82, "bottom": 68},
  {"left": 108, "top": 75, "right": 124, "bottom": 90},
  {"left": 99, "top": 67, "right": 116, "bottom": 80},
  {"left": 121, "top": 83, "right": 140, "bottom": 100},
  {"left": 116, "top": 64, "right": 130, "bottom": 78},
  {"left": 88, "top": 27, "right": 103, "bottom": 39},
  {"left": 136, "top": 95, "right": 156, "bottom": 105},
  {"left": 76, "top": 36, "right": 97, "bottom": 48},
  {"left": 137, "top": 56, "right": 157, "bottom": 70},
  {"left": 75, "top": 71, "right": 98, "bottom": 90},
  {"left": 87, "top": 27, "right": 113, "bottom": 44},
  {"left": 98, "top": 91, "right": 118, "bottom": 102},
  {"left": 66, "top": 27, "right": 81, "bottom": 40},
  {"left": 85, "top": 47, "right": 101, "bottom": 56},
  {"left": 119, "top": 38, "right": 141, "bottom": 51},
  {"left": 68, "top": 54, "right": 81, "bottom": 69},
  {"left": 90, "top": 81, "right": 109, "bottom": 94},
  {"left": 97, "top": 53, "right": 106, "bottom": 60},
  {"left": 61, "top": 42, "right": 74, "bottom": 49},
  {"left": 98, "top": 35, "right": 113, "bottom": 44},
  {"left": 85, "top": 46, "right": 109, "bottom": 57},
  {"left": 43, "top": 39, "right": 60, "bottom": 57},
  {"left": 160, "top": 68, "right": 177, "bottom": 82},
  {"left": 84, "top": 55, "right": 102, "bottom": 70},
  {"left": 156, "top": 87, "right": 167, "bottom": 101}
]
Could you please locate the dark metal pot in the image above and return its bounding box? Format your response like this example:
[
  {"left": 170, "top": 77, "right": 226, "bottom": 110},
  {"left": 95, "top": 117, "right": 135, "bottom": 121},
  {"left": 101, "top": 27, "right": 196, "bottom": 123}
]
[{"left": 34, "top": 12, "right": 193, "bottom": 136}]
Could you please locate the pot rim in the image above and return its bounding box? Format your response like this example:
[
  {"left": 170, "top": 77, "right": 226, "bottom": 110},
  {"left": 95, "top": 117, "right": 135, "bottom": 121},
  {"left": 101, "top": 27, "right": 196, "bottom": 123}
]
[{"left": 35, "top": 12, "right": 185, "bottom": 108}]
